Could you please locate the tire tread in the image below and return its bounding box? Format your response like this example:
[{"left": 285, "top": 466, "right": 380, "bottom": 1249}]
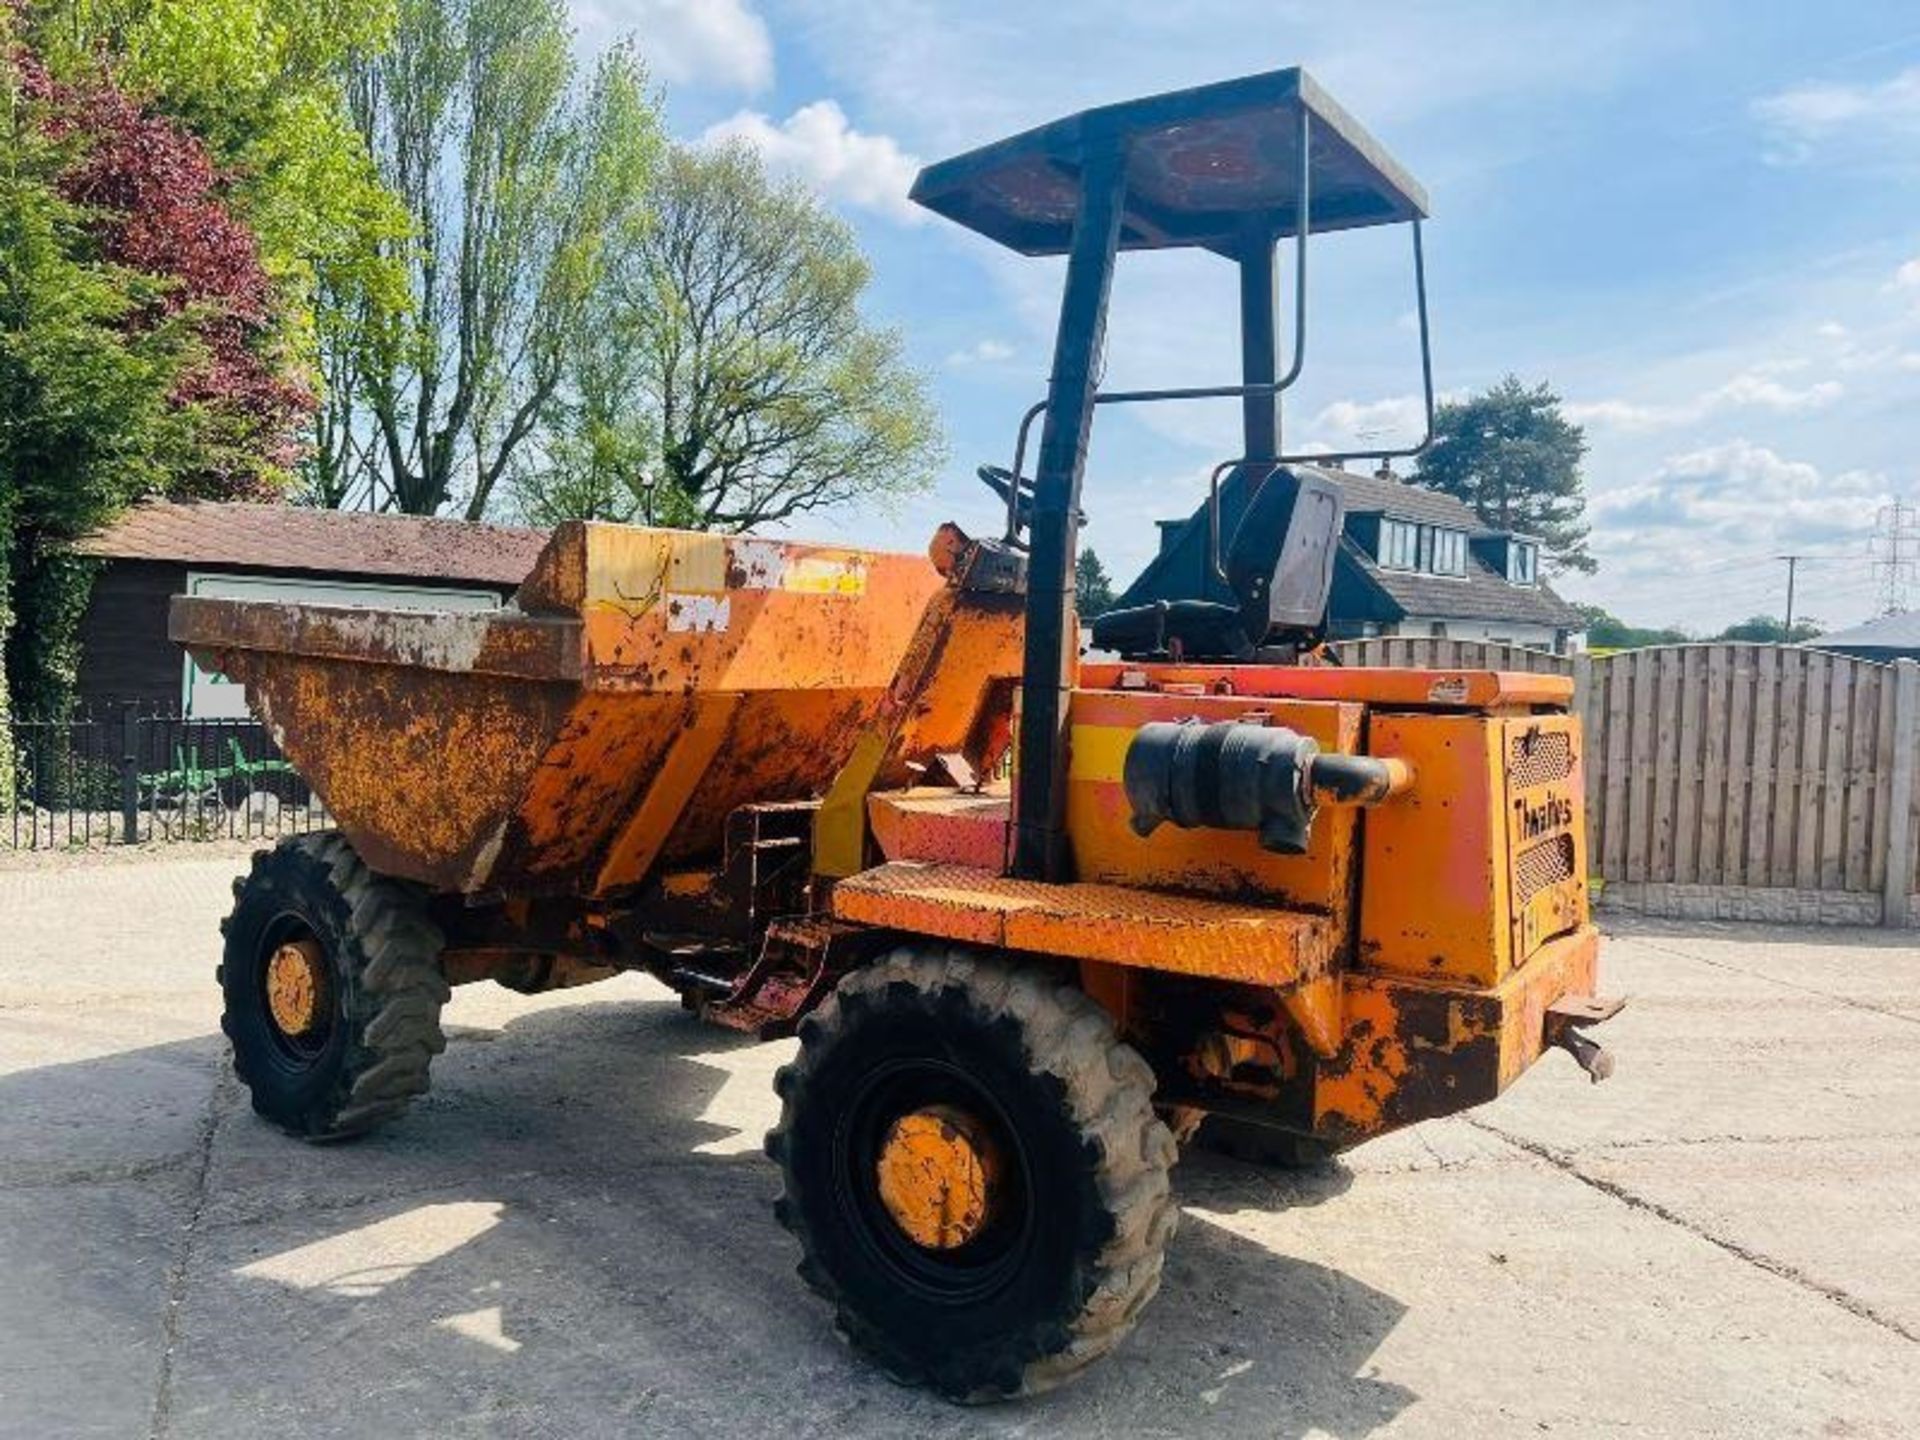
[
  {"left": 221, "top": 832, "right": 446, "bottom": 1141},
  {"left": 769, "top": 944, "right": 1177, "bottom": 1401}
]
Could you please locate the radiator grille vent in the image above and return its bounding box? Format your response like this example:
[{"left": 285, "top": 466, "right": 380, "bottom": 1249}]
[
  {"left": 1509, "top": 730, "right": 1573, "bottom": 789},
  {"left": 1515, "top": 834, "right": 1576, "bottom": 905}
]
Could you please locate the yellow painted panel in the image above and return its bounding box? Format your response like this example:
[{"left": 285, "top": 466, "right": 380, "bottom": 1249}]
[
  {"left": 1063, "top": 690, "right": 1362, "bottom": 918},
  {"left": 1360, "top": 713, "right": 1509, "bottom": 984}
]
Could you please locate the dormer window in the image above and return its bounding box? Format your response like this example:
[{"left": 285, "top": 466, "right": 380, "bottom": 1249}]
[
  {"left": 1377, "top": 519, "right": 1466, "bottom": 575},
  {"left": 1509, "top": 542, "right": 1538, "bottom": 585}
]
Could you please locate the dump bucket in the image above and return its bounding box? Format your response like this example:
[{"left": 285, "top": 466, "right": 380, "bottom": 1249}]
[{"left": 170, "top": 523, "right": 959, "bottom": 895}]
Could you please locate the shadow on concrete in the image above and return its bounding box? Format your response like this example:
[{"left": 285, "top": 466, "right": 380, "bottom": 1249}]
[{"left": 2, "top": 990, "right": 1415, "bottom": 1438}]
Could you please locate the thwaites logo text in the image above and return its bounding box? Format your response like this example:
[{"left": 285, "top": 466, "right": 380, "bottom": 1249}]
[{"left": 1513, "top": 788, "right": 1576, "bottom": 841}]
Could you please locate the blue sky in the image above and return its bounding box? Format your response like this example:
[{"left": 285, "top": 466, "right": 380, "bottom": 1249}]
[{"left": 572, "top": 1, "right": 1920, "bottom": 632}]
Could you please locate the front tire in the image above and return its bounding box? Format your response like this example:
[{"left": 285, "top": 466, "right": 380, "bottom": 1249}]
[
  {"left": 219, "top": 833, "right": 448, "bottom": 1140},
  {"left": 768, "top": 947, "right": 1177, "bottom": 1401}
]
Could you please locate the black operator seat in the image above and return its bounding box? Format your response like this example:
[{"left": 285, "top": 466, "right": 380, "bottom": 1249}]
[{"left": 1090, "top": 464, "right": 1346, "bottom": 660}]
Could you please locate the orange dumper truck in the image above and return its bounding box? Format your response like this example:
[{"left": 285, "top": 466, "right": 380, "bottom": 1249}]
[{"left": 174, "top": 68, "right": 1616, "bottom": 1401}]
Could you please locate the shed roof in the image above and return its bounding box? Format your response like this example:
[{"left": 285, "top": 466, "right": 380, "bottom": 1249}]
[
  {"left": 1812, "top": 610, "right": 1920, "bottom": 651},
  {"left": 78, "top": 501, "right": 549, "bottom": 587}
]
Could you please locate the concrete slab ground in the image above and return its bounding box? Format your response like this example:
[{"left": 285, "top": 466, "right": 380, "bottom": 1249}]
[{"left": 3, "top": 851, "right": 1918, "bottom": 1437}]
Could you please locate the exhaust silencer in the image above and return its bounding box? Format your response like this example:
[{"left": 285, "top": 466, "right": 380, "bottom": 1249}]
[{"left": 1123, "top": 719, "right": 1412, "bottom": 855}]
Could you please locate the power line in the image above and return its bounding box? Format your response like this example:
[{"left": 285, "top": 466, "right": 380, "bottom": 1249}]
[
  {"left": 1628, "top": 568, "right": 1829, "bottom": 606},
  {"left": 1600, "top": 547, "right": 1873, "bottom": 610},
  {"left": 1767, "top": 550, "right": 1881, "bottom": 630}
]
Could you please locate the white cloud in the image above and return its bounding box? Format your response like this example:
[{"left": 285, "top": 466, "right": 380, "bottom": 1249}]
[
  {"left": 1832, "top": 343, "right": 1920, "bottom": 375},
  {"left": 604, "top": 0, "right": 773, "bottom": 92},
  {"left": 1305, "top": 395, "right": 1434, "bottom": 450},
  {"left": 1564, "top": 399, "right": 1664, "bottom": 430},
  {"left": 1710, "top": 372, "right": 1842, "bottom": 411},
  {"left": 1592, "top": 439, "right": 1887, "bottom": 548},
  {"left": 1895, "top": 257, "right": 1920, "bottom": 289},
  {"left": 1752, "top": 66, "right": 1920, "bottom": 161},
  {"left": 700, "top": 100, "right": 923, "bottom": 223},
  {"left": 1564, "top": 440, "right": 1896, "bottom": 631},
  {"left": 782, "top": 0, "right": 1666, "bottom": 161},
  {"left": 945, "top": 339, "right": 1015, "bottom": 368},
  {"left": 1566, "top": 369, "right": 1843, "bottom": 432}
]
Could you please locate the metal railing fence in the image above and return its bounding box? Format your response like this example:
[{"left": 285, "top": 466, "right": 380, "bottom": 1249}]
[{"left": 6, "top": 703, "right": 328, "bottom": 850}]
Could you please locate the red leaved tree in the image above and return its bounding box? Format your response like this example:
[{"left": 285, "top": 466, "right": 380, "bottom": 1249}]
[{"left": 20, "top": 48, "right": 311, "bottom": 497}]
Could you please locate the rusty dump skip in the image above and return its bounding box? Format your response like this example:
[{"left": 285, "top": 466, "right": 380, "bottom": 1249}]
[{"left": 169, "top": 522, "right": 967, "bottom": 896}]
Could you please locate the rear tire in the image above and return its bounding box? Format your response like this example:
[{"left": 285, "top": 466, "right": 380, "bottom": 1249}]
[
  {"left": 768, "top": 947, "right": 1177, "bottom": 1401},
  {"left": 219, "top": 833, "right": 448, "bottom": 1140}
]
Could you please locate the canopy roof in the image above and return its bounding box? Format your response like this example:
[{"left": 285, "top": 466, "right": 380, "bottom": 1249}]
[{"left": 910, "top": 67, "right": 1428, "bottom": 257}]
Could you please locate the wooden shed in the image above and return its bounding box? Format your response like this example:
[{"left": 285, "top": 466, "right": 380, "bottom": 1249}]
[{"left": 73, "top": 502, "right": 548, "bottom": 716}]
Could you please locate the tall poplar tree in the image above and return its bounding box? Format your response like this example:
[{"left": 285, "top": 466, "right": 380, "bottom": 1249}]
[{"left": 345, "top": 0, "right": 661, "bottom": 518}]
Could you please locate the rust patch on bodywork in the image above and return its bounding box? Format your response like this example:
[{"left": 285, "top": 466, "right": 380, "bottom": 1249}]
[
  {"left": 169, "top": 523, "right": 961, "bottom": 897},
  {"left": 1310, "top": 923, "right": 1602, "bottom": 1145}
]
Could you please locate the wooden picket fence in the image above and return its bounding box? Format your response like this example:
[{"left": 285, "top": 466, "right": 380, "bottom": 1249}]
[{"left": 1328, "top": 638, "right": 1920, "bottom": 927}]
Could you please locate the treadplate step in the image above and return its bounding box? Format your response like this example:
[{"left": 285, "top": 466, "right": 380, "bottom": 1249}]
[{"left": 832, "top": 860, "right": 1338, "bottom": 986}]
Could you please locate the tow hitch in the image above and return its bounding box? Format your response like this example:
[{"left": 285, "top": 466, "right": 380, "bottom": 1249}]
[{"left": 1546, "top": 995, "right": 1625, "bottom": 1083}]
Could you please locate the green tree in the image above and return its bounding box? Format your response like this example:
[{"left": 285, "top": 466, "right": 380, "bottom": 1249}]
[
  {"left": 521, "top": 142, "right": 939, "bottom": 531},
  {"left": 1572, "top": 604, "right": 1690, "bottom": 650},
  {"left": 0, "top": 36, "right": 195, "bottom": 729},
  {"left": 1075, "top": 548, "right": 1116, "bottom": 618},
  {"left": 510, "top": 307, "right": 663, "bottom": 525},
  {"left": 1716, "top": 614, "right": 1822, "bottom": 643},
  {"left": 5, "top": 5, "right": 388, "bottom": 728},
  {"left": 1413, "top": 375, "right": 1595, "bottom": 575},
  {"left": 31, "top": 0, "right": 414, "bottom": 494},
  {"left": 348, "top": 0, "right": 662, "bottom": 518},
  {"left": 112, "top": 0, "right": 409, "bottom": 310}
]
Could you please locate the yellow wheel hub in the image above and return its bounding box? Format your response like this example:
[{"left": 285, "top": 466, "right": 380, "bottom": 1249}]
[
  {"left": 874, "top": 1105, "right": 1003, "bottom": 1251},
  {"left": 265, "top": 938, "right": 329, "bottom": 1038}
]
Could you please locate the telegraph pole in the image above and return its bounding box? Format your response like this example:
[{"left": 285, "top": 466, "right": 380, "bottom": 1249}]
[{"left": 1779, "top": 554, "right": 1804, "bottom": 637}]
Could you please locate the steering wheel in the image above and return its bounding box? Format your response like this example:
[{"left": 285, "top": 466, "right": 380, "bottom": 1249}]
[
  {"left": 977, "top": 464, "right": 1035, "bottom": 530},
  {"left": 976, "top": 463, "right": 1027, "bottom": 499}
]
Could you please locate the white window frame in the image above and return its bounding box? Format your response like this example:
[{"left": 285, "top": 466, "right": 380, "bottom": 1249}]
[
  {"left": 1509, "top": 543, "right": 1538, "bottom": 586},
  {"left": 1379, "top": 519, "right": 1419, "bottom": 570},
  {"left": 1426, "top": 528, "right": 1466, "bottom": 577}
]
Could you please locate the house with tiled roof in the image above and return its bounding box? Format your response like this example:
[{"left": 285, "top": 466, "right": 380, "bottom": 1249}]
[
  {"left": 1324, "top": 463, "right": 1584, "bottom": 651},
  {"left": 73, "top": 501, "right": 549, "bottom": 716},
  {"left": 1119, "top": 462, "right": 1585, "bottom": 655}
]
